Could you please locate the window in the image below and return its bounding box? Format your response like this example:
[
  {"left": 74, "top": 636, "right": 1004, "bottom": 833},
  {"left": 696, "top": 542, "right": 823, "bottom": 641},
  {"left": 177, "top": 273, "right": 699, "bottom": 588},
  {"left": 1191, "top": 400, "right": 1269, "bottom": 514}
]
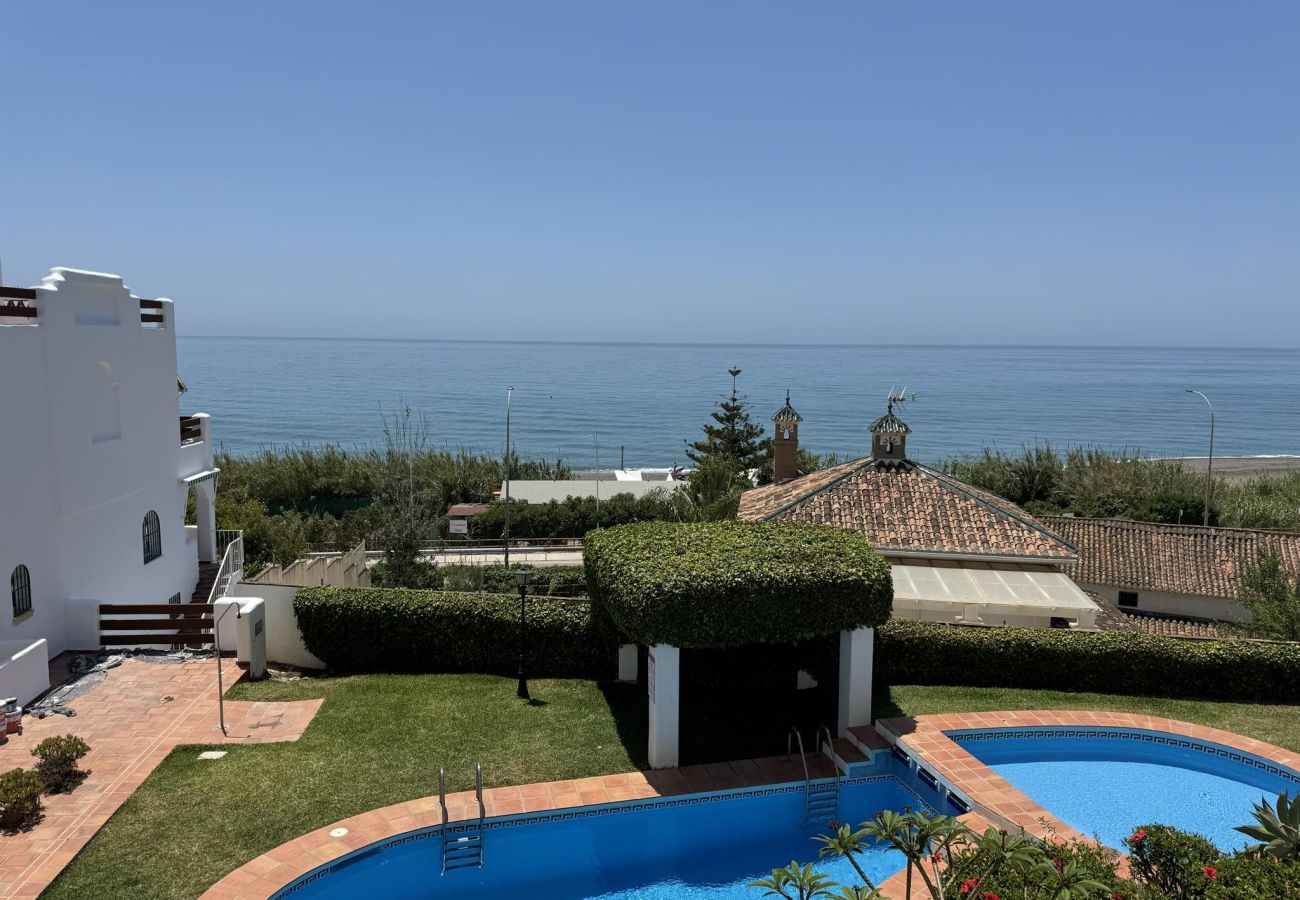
[
  {"left": 1117, "top": 591, "right": 1139, "bottom": 609},
  {"left": 143, "top": 510, "right": 162, "bottom": 564},
  {"left": 11, "top": 565, "right": 32, "bottom": 619}
]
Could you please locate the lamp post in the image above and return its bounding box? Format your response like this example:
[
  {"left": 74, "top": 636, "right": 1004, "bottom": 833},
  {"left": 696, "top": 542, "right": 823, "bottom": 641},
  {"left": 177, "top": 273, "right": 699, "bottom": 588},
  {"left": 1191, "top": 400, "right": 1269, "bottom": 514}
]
[
  {"left": 504, "top": 386, "right": 513, "bottom": 567},
  {"left": 515, "top": 567, "right": 534, "bottom": 700},
  {"left": 1185, "top": 389, "right": 1215, "bottom": 527}
]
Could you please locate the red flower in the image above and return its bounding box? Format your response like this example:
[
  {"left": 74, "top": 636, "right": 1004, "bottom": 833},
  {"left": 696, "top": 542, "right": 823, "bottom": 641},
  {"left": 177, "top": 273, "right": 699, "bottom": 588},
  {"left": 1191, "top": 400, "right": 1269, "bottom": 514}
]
[
  {"left": 1128, "top": 828, "right": 1147, "bottom": 843},
  {"left": 982, "top": 893, "right": 1000, "bottom": 900},
  {"left": 1204, "top": 865, "right": 1217, "bottom": 881},
  {"left": 960, "top": 878, "right": 980, "bottom": 894}
]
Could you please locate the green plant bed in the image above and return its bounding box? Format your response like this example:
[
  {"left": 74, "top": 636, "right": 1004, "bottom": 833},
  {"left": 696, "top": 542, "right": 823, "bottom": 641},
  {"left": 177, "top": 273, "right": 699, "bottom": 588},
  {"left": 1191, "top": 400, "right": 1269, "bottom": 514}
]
[
  {"left": 877, "top": 619, "right": 1300, "bottom": 703},
  {"left": 584, "top": 521, "right": 892, "bottom": 648},
  {"left": 294, "top": 586, "right": 618, "bottom": 676}
]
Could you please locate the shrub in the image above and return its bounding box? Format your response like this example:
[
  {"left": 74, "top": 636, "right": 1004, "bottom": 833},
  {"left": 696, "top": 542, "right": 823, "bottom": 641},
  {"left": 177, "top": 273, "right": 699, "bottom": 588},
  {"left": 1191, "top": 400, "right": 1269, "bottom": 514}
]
[
  {"left": 32, "top": 735, "right": 91, "bottom": 794},
  {"left": 1126, "top": 824, "right": 1220, "bottom": 897},
  {"left": 372, "top": 562, "right": 589, "bottom": 595},
  {"left": 0, "top": 768, "right": 45, "bottom": 829},
  {"left": 584, "top": 521, "right": 892, "bottom": 648},
  {"left": 1205, "top": 855, "right": 1300, "bottom": 898},
  {"left": 293, "top": 586, "right": 618, "bottom": 677},
  {"left": 875, "top": 619, "right": 1300, "bottom": 703}
]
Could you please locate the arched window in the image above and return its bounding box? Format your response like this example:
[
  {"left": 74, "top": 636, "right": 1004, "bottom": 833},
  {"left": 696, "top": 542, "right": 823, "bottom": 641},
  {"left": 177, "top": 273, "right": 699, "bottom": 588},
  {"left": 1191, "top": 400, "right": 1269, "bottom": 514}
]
[
  {"left": 143, "top": 510, "right": 162, "bottom": 564},
  {"left": 11, "top": 565, "right": 32, "bottom": 619}
]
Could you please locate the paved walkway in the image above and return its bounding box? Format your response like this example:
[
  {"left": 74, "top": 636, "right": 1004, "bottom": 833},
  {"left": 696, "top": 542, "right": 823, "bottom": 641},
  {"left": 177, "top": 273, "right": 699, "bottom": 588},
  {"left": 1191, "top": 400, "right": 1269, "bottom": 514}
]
[{"left": 0, "top": 654, "right": 321, "bottom": 899}]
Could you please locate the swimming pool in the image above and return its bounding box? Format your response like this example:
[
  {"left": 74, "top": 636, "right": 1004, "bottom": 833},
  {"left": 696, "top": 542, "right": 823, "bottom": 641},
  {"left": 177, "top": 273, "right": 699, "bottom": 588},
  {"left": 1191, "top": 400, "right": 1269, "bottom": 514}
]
[
  {"left": 275, "top": 775, "right": 928, "bottom": 899},
  {"left": 951, "top": 727, "right": 1300, "bottom": 851}
]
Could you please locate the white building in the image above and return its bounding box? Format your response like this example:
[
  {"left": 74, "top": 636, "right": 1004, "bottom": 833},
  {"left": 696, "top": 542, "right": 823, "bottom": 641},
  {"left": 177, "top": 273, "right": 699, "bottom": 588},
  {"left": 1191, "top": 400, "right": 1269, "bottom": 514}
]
[{"left": 1, "top": 268, "right": 221, "bottom": 701}]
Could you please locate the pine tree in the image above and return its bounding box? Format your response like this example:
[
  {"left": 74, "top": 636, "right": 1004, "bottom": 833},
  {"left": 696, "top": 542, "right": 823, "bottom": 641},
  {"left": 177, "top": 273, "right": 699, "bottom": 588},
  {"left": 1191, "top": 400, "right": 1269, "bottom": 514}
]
[{"left": 685, "top": 368, "right": 769, "bottom": 473}]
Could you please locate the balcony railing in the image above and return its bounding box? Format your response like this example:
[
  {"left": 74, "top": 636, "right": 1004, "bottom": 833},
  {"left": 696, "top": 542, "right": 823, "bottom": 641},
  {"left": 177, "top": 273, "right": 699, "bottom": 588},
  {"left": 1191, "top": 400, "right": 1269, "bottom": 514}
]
[
  {"left": 0, "top": 287, "right": 38, "bottom": 321},
  {"left": 139, "top": 297, "right": 165, "bottom": 327},
  {"left": 180, "top": 415, "right": 203, "bottom": 444}
]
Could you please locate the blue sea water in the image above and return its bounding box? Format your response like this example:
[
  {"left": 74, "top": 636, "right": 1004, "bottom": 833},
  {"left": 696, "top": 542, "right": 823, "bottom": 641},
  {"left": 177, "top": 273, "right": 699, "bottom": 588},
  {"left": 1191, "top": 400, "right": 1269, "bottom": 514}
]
[
  {"left": 956, "top": 731, "right": 1300, "bottom": 851},
  {"left": 283, "top": 778, "right": 917, "bottom": 900},
  {"left": 178, "top": 338, "right": 1300, "bottom": 467}
]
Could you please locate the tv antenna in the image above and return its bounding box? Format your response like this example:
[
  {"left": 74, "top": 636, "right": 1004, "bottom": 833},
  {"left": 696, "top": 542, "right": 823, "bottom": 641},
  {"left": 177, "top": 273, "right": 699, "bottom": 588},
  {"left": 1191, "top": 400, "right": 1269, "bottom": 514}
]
[{"left": 885, "top": 385, "right": 919, "bottom": 415}]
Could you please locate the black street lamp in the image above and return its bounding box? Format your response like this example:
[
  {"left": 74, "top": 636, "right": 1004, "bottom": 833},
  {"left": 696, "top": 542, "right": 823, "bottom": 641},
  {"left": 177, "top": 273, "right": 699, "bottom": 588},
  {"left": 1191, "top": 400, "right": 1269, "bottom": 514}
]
[{"left": 515, "top": 567, "right": 534, "bottom": 700}]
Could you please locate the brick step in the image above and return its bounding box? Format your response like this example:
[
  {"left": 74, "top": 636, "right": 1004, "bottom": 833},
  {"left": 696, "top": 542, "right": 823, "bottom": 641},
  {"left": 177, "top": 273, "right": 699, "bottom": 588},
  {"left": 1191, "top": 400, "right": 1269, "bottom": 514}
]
[
  {"left": 846, "top": 725, "right": 890, "bottom": 756},
  {"left": 822, "top": 737, "right": 868, "bottom": 774}
]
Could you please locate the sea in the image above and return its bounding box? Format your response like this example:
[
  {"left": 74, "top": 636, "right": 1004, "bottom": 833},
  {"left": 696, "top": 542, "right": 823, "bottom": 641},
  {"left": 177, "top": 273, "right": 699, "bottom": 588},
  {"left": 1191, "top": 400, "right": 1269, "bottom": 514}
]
[{"left": 178, "top": 338, "right": 1299, "bottom": 469}]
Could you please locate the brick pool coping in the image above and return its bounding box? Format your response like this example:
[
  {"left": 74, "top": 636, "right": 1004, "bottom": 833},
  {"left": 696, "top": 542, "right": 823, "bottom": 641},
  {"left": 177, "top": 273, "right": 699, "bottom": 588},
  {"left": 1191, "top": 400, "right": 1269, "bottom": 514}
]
[
  {"left": 875, "top": 710, "right": 1300, "bottom": 851},
  {"left": 200, "top": 753, "right": 839, "bottom": 899},
  {"left": 203, "top": 710, "right": 1300, "bottom": 899}
]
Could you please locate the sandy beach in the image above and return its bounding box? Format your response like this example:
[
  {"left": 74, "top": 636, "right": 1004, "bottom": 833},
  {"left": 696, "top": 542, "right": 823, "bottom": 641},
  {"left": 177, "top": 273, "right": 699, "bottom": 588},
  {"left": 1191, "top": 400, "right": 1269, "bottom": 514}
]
[{"left": 1170, "top": 455, "right": 1300, "bottom": 483}]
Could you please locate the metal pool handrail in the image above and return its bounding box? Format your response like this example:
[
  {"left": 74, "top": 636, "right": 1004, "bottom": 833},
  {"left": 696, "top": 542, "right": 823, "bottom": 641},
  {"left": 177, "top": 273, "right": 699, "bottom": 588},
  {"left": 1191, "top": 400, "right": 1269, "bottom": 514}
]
[{"left": 786, "top": 726, "right": 810, "bottom": 784}]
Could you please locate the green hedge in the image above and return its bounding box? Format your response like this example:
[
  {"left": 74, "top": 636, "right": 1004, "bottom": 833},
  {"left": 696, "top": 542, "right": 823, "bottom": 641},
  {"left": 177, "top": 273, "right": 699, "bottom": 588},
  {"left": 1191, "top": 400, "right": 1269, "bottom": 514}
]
[
  {"left": 583, "top": 521, "right": 893, "bottom": 649},
  {"left": 294, "top": 587, "right": 618, "bottom": 677},
  {"left": 877, "top": 619, "right": 1300, "bottom": 703}
]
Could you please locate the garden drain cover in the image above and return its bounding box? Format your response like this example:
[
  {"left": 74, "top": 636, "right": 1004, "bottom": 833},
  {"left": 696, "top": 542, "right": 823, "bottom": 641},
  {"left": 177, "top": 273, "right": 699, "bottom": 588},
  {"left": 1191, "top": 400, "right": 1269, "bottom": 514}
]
[{"left": 329, "top": 828, "right": 349, "bottom": 838}]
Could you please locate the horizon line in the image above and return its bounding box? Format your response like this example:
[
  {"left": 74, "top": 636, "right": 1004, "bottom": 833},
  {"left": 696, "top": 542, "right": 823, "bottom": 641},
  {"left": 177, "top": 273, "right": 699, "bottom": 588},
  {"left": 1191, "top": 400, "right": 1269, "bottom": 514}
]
[{"left": 176, "top": 335, "right": 1300, "bottom": 352}]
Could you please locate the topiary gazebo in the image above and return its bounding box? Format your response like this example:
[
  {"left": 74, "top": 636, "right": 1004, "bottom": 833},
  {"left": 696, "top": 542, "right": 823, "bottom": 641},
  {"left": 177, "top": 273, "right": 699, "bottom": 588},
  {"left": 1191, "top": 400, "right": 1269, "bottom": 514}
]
[{"left": 584, "top": 520, "right": 893, "bottom": 768}]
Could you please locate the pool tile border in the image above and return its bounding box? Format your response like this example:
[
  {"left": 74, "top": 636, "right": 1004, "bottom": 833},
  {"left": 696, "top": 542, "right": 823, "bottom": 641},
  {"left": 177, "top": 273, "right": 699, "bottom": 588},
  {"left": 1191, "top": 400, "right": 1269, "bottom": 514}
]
[
  {"left": 875, "top": 710, "right": 1300, "bottom": 850},
  {"left": 205, "top": 710, "right": 1300, "bottom": 900},
  {"left": 269, "top": 774, "right": 935, "bottom": 900},
  {"left": 201, "top": 753, "right": 840, "bottom": 899}
]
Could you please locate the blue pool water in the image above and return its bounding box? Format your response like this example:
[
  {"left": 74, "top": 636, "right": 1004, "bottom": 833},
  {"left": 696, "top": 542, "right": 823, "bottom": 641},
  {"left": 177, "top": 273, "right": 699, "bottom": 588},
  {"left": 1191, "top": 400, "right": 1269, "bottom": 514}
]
[
  {"left": 952, "top": 728, "right": 1300, "bottom": 851},
  {"left": 278, "top": 776, "right": 924, "bottom": 899}
]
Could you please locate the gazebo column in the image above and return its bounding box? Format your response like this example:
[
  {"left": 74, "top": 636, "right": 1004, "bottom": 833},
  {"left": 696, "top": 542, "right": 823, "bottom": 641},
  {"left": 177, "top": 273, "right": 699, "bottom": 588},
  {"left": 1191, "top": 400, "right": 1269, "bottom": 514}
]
[
  {"left": 837, "top": 627, "right": 874, "bottom": 738},
  {"left": 647, "top": 644, "right": 680, "bottom": 769},
  {"left": 618, "top": 643, "right": 638, "bottom": 682}
]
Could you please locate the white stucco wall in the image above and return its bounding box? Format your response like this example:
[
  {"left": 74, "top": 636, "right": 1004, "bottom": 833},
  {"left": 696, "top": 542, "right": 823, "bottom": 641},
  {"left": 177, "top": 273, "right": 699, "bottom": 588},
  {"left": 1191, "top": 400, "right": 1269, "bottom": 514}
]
[
  {"left": 1082, "top": 584, "right": 1251, "bottom": 623},
  {"left": 231, "top": 582, "right": 325, "bottom": 669},
  {"left": 0, "top": 268, "right": 213, "bottom": 657}
]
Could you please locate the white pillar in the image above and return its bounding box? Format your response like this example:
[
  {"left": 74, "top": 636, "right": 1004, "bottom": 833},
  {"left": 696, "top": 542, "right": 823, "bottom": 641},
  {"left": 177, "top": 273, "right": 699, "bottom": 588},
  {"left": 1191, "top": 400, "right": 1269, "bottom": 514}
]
[
  {"left": 195, "top": 480, "right": 217, "bottom": 563},
  {"left": 838, "top": 627, "right": 874, "bottom": 738},
  {"left": 618, "top": 643, "right": 638, "bottom": 682},
  {"left": 647, "top": 643, "right": 680, "bottom": 769}
]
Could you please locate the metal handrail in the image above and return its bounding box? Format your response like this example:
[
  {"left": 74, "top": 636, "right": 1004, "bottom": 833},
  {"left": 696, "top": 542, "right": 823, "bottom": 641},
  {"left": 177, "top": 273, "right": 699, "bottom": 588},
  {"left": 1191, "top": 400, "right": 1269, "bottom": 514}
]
[
  {"left": 206, "top": 534, "right": 244, "bottom": 607},
  {"left": 816, "top": 723, "right": 842, "bottom": 791},
  {"left": 475, "top": 763, "right": 486, "bottom": 865},
  {"left": 786, "top": 726, "right": 810, "bottom": 784}
]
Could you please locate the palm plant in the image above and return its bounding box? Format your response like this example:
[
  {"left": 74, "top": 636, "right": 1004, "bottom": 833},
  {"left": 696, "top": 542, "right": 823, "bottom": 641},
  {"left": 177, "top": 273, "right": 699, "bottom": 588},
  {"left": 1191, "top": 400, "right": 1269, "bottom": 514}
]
[{"left": 1235, "top": 792, "right": 1300, "bottom": 860}]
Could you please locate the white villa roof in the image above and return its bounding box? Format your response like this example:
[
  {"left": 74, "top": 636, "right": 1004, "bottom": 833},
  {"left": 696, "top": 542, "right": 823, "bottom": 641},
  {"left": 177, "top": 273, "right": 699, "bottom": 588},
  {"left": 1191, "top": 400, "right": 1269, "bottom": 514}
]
[{"left": 891, "top": 562, "right": 1099, "bottom": 623}]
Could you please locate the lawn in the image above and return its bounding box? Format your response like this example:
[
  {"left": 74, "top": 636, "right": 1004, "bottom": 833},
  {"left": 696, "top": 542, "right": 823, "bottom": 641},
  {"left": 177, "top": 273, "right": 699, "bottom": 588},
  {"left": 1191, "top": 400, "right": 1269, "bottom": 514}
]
[
  {"left": 43, "top": 677, "right": 1300, "bottom": 900},
  {"left": 43, "top": 674, "right": 646, "bottom": 900}
]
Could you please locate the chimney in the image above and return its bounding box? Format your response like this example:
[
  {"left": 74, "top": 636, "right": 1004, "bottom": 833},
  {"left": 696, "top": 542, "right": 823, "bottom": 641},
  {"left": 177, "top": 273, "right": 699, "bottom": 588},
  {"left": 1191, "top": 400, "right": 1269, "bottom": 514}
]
[
  {"left": 869, "top": 400, "right": 911, "bottom": 463},
  {"left": 771, "top": 390, "right": 802, "bottom": 482}
]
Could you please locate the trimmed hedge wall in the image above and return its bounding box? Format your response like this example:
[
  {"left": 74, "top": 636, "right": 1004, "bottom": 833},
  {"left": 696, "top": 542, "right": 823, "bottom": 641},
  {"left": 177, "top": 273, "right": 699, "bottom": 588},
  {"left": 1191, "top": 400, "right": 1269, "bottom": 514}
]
[
  {"left": 583, "top": 521, "right": 893, "bottom": 649},
  {"left": 877, "top": 619, "right": 1300, "bottom": 703},
  {"left": 294, "top": 587, "right": 618, "bottom": 677}
]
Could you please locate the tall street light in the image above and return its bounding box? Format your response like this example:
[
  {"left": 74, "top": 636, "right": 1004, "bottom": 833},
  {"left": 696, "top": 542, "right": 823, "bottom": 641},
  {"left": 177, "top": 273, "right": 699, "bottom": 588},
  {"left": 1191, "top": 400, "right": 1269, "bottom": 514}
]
[
  {"left": 504, "top": 386, "right": 513, "bottom": 567},
  {"left": 515, "top": 567, "right": 534, "bottom": 700},
  {"left": 1185, "top": 389, "right": 1215, "bottom": 527}
]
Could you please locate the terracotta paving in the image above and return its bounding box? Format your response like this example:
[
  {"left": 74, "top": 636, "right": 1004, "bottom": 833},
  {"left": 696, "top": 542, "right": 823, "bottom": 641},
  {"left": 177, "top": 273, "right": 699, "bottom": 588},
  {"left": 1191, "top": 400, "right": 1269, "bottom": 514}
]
[
  {"left": 0, "top": 654, "right": 321, "bottom": 899},
  {"left": 877, "top": 709, "right": 1300, "bottom": 850},
  {"left": 202, "top": 754, "right": 838, "bottom": 899},
  {"left": 205, "top": 709, "right": 1300, "bottom": 900}
]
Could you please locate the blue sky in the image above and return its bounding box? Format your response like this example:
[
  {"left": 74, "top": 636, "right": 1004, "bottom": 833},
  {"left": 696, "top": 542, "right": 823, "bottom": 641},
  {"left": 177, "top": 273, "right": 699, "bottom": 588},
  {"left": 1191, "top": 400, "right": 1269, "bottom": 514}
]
[{"left": 2, "top": 2, "right": 1296, "bottom": 345}]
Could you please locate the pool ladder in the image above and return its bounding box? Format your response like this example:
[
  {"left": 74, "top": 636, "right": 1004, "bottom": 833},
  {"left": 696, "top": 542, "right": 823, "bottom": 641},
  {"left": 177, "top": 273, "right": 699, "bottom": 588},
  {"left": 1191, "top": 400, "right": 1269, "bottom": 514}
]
[
  {"left": 787, "top": 725, "right": 840, "bottom": 829},
  {"left": 440, "top": 764, "right": 486, "bottom": 874}
]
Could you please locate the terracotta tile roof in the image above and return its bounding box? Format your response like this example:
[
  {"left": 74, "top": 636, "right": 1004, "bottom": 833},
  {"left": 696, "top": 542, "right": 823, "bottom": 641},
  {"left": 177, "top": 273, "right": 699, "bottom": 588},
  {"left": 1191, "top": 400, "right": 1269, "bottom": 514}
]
[
  {"left": 1042, "top": 516, "right": 1300, "bottom": 600},
  {"left": 446, "top": 503, "right": 490, "bottom": 517},
  {"left": 1089, "top": 592, "right": 1222, "bottom": 638},
  {"left": 738, "top": 458, "right": 1076, "bottom": 560}
]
